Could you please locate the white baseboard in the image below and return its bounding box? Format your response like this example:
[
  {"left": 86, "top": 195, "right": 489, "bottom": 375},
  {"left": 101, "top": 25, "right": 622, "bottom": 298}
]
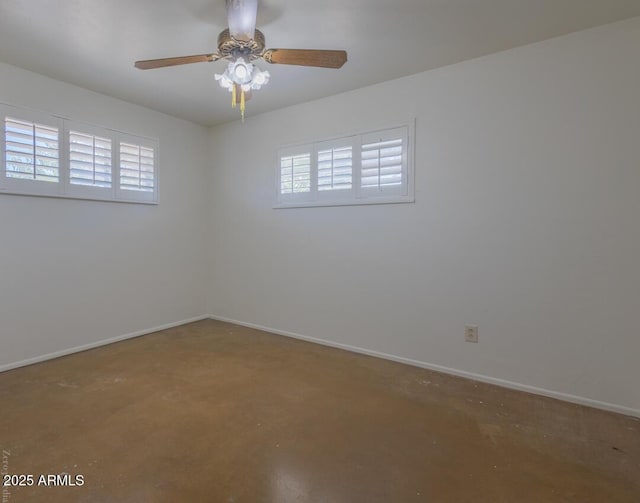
[
  {"left": 3, "top": 313, "right": 637, "bottom": 419},
  {"left": 0, "top": 315, "right": 210, "bottom": 373},
  {"left": 209, "top": 315, "right": 640, "bottom": 419}
]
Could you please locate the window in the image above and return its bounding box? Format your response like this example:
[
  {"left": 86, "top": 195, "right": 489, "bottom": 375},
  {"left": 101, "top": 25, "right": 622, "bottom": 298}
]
[
  {"left": 1, "top": 109, "right": 63, "bottom": 197},
  {"left": 117, "top": 141, "right": 156, "bottom": 202},
  {"left": 120, "top": 143, "right": 154, "bottom": 192},
  {"left": 280, "top": 152, "right": 311, "bottom": 194},
  {"left": 317, "top": 137, "right": 353, "bottom": 195},
  {"left": 360, "top": 127, "right": 406, "bottom": 196},
  {"left": 275, "top": 123, "right": 413, "bottom": 208},
  {"left": 0, "top": 103, "right": 158, "bottom": 203},
  {"left": 69, "top": 130, "right": 112, "bottom": 188},
  {"left": 5, "top": 117, "right": 59, "bottom": 183}
]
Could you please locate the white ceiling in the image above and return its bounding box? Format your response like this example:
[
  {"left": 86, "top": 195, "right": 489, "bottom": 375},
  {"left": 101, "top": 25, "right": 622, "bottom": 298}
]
[{"left": 1, "top": 1, "right": 639, "bottom": 126}]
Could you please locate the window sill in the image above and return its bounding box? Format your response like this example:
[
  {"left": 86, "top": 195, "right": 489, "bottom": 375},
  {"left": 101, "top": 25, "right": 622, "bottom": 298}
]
[
  {"left": 273, "top": 195, "right": 414, "bottom": 209},
  {"left": 0, "top": 188, "right": 158, "bottom": 205}
]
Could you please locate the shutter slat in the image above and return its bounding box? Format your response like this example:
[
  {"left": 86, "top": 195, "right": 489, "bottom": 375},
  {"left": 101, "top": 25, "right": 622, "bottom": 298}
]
[
  {"left": 71, "top": 178, "right": 111, "bottom": 188},
  {"left": 362, "top": 138, "right": 402, "bottom": 149},
  {"left": 5, "top": 132, "right": 34, "bottom": 144},
  {"left": 6, "top": 163, "right": 35, "bottom": 175},
  {"left": 70, "top": 168, "right": 97, "bottom": 177},
  {"left": 5, "top": 142, "right": 34, "bottom": 154},
  {"left": 70, "top": 152, "right": 94, "bottom": 162}
]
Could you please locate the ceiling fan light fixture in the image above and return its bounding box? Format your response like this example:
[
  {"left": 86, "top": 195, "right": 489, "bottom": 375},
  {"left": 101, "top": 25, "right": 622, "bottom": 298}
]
[
  {"left": 214, "top": 72, "right": 234, "bottom": 91},
  {"left": 215, "top": 57, "right": 266, "bottom": 89},
  {"left": 214, "top": 57, "right": 270, "bottom": 121},
  {"left": 229, "top": 57, "right": 253, "bottom": 84},
  {"left": 251, "top": 69, "right": 270, "bottom": 89},
  {"left": 234, "top": 62, "right": 249, "bottom": 80}
]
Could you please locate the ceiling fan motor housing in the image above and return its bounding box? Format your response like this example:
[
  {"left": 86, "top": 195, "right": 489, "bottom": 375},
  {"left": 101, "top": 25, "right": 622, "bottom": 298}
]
[{"left": 217, "top": 29, "right": 265, "bottom": 61}]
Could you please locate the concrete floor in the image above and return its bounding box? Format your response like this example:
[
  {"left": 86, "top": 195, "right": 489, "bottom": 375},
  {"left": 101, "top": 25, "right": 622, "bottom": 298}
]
[{"left": 0, "top": 319, "right": 638, "bottom": 502}]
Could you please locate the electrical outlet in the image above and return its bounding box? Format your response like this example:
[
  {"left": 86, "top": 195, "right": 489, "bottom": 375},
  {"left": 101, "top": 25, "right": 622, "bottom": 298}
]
[{"left": 465, "top": 325, "right": 478, "bottom": 343}]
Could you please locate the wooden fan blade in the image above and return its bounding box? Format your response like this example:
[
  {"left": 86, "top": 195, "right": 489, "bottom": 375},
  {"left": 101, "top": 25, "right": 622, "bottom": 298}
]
[
  {"left": 134, "top": 54, "right": 220, "bottom": 70},
  {"left": 262, "top": 49, "right": 347, "bottom": 68}
]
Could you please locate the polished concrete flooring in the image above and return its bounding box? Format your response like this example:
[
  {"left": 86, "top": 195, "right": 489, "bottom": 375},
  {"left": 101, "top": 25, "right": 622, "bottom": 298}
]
[{"left": 0, "top": 319, "right": 638, "bottom": 502}]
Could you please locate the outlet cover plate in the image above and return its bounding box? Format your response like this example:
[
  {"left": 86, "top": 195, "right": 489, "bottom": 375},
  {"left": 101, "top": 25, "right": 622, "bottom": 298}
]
[{"left": 465, "top": 325, "right": 479, "bottom": 343}]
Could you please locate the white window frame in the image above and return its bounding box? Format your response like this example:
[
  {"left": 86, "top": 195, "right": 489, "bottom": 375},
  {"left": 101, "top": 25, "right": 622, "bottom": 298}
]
[
  {"left": 275, "top": 121, "right": 414, "bottom": 209},
  {"left": 0, "top": 102, "right": 159, "bottom": 205}
]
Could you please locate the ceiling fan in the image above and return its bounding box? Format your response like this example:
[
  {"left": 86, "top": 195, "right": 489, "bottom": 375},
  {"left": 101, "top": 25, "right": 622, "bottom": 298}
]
[{"left": 134, "top": 0, "right": 347, "bottom": 120}]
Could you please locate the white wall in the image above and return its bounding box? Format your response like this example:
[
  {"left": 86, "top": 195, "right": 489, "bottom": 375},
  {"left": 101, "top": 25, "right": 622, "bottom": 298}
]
[
  {"left": 207, "top": 18, "right": 640, "bottom": 415},
  {"left": 0, "top": 62, "right": 210, "bottom": 368}
]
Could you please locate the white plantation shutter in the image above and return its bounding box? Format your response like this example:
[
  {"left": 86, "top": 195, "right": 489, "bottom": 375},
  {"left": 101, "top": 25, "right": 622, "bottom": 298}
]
[
  {"left": 4, "top": 117, "right": 59, "bottom": 183},
  {"left": 316, "top": 138, "right": 353, "bottom": 193},
  {"left": 275, "top": 123, "right": 413, "bottom": 207},
  {"left": 360, "top": 126, "right": 408, "bottom": 196},
  {"left": 69, "top": 131, "right": 112, "bottom": 187},
  {"left": 0, "top": 104, "right": 158, "bottom": 203},
  {"left": 279, "top": 146, "right": 312, "bottom": 200},
  {"left": 120, "top": 142, "right": 155, "bottom": 192},
  {"left": 361, "top": 139, "right": 402, "bottom": 187}
]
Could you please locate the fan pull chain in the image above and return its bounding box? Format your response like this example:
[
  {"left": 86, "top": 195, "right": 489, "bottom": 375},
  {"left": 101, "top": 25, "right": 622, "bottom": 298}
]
[
  {"left": 231, "top": 85, "right": 236, "bottom": 109},
  {"left": 240, "top": 89, "right": 246, "bottom": 122}
]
